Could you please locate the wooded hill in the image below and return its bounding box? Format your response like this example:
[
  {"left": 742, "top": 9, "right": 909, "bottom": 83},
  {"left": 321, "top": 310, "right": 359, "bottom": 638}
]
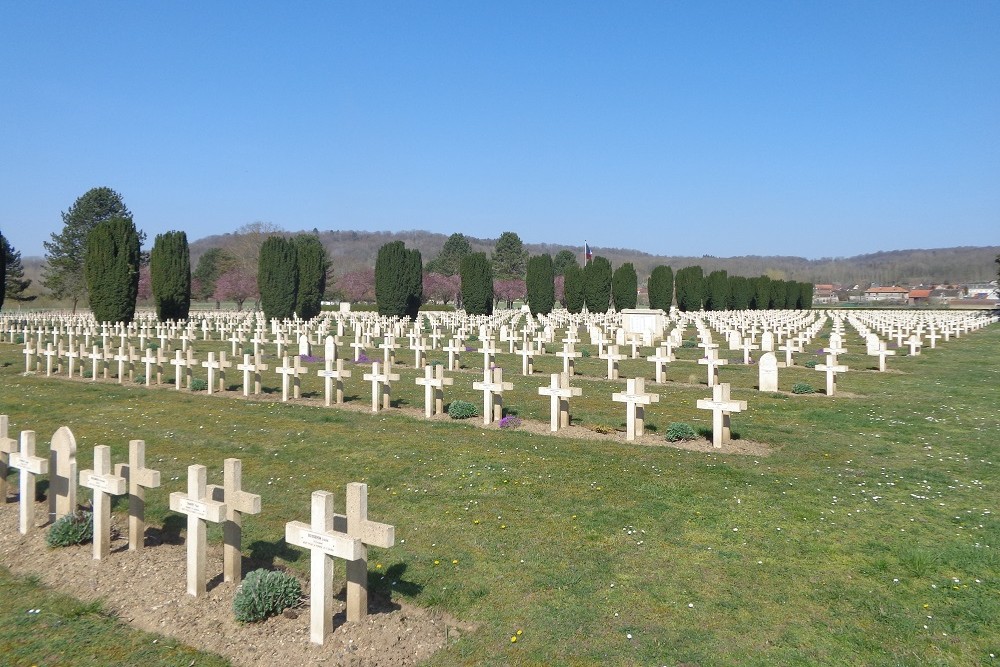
[{"left": 189, "top": 230, "right": 997, "bottom": 287}]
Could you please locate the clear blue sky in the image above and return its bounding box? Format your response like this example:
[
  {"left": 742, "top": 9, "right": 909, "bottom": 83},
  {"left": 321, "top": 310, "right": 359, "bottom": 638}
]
[{"left": 1, "top": 1, "right": 997, "bottom": 260}]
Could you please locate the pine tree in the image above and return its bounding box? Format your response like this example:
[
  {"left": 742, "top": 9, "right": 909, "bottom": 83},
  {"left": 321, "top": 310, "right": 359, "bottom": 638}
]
[
  {"left": 553, "top": 250, "right": 579, "bottom": 276},
  {"left": 294, "top": 234, "right": 328, "bottom": 320},
  {"left": 426, "top": 233, "right": 471, "bottom": 276},
  {"left": 647, "top": 265, "right": 673, "bottom": 311},
  {"left": 84, "top": 218, "right": 141, "bottom": 323},
  {"left": 563, "top": 263, "right": 585, "bottom": 314},
  {"left": 460, "top": 252, "right": 494, "bottom": 316},
  {"left": 258, "top": 236, "right": 299, "bottom": 320},
  {"left": 150, "top": 231, "right": 191, "bottom": 321},
  {"left": 2, "top": 237, "right": 34, "bottom": 302},
  {"left": 611, "top": 262, "right": 638, "bottom": 311},
  {"left": 525, "top": 254, "right": 555, "bottom": 316},
  {"left": 492, "top": 231, "right": 527, "bottom": 281},
  {"left": 44, "top": 187, "right": 139, "bottom": 313},
  {"left": 583, "top": 256, "right": 612, "bottom": 313}
]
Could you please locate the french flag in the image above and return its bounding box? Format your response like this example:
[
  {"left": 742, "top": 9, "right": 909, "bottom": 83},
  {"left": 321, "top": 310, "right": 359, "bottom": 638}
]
[{"left": 585, "top": 242, "right": 593, "bottom": 264}]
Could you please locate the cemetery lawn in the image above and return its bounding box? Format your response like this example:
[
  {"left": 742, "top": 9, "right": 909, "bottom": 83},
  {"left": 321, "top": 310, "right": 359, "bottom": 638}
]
[
  {"left": 1, "top": 322, "right": 999, "bottom": 665},
  {"left": 0, "top": 565, "right": 230, "bottom": 667}
]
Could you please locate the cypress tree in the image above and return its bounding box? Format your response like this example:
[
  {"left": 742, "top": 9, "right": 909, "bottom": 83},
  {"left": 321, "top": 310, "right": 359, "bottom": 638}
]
[
  {"left": 525, "top": 254, "right": 555, "bottom": 316},
  {"left": 647, "top": 265, "right": 673, "bottom": 311},
  {"left": 752, "top": 275, "right": 771, "bottom": 310},
  {"left": 294, "top": 234, "right": 328, "bottom": 320},
  {"left": 460, "top": 252, "right": 493, "bottom": 316},
  {"left": 258, "top": 236, "right": 299, "bottom": 320},
  {"left": 611, "top": 262, "right": 638, "bottom": 311},
  {"left": 563, "top": 263, "right": 585, "bottom": 314},
  {"left": 675, "top": 266, "right": 705, "bottom": 312},
  {"left": 84, "top": 218, "right": 141, "bottom": 323},
  {"left": 583, "top": 256, "right": 612, "bottom": 312},
  {"left": 799, "top": 282, "right": 814, "bottom": 309},
  {"left": 150, "top": 231, "right": 191, "bottom": 321},
  {"left": 375, "top": 241, "right": 409, "bottom": 318},
  {"left": 728, "top": 275, "right": 751, "bottom": 310},
  {"left": 704, "top": 270, "right": 730, "bottom": 311},
  {"left": 403, "top": 246, "right": 423, "bottom": 320},
  {"left": 0, "top": 230, "right": 5, "bottom": 311}
]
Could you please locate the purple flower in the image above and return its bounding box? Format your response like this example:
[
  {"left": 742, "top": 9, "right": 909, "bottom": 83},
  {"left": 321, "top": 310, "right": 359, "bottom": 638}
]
[
  {"left": 498, "top": 415, "right": 522, "bottom": 430},
  {"left": 299, "top": 354, "right": 324, "bottom": 363}
]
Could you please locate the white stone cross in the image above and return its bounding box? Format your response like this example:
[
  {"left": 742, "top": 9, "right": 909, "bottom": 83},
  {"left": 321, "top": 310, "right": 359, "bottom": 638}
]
[
  {"left": 415, "top": 364, "right": 453, "bottom": 418},
  {"left": 741, "top": 337, "right": 759, "bottom": 365},
  {"left": 0, "top": 415, "right": 18, "bottom": 503},
  {"left": 517, "top": 340, "right": 535, "bottom": 375},
  {"left": 479, "top": 338, "right": 499, "bottom": 370},
  {"left": 140, "top": 348, "right": 159, "bottom": 386},
  {"left": 906, "top": 335, "right": 922, "bottom": 356},
  {"left": 698, "top": 348, "right": 728, "bottom": 387},
  {"left": 317, "top": 357, "right": 352, "bottom": 407},
  {"left": 612, "top": 377, "right": 659, "bottom": 441},
  {"left": 208, "top": 458, "right": 261, "bottom": 584},
  {"left": 363, "top": 362, "right": 400, "bottom": 412},
  {"left": 442, "top": 339, "right": 463, "bottom": 371},
  {"left": 538, "top": 373, "right": 581, "bottom": 432},
  {"left": 201, "top": 352, "right": 222, "bottom": 394},
  {"left": 411, "top": 337, "right": 429, "bottom": 368},
  {"left": 43, "top": 342, "right": 59, "bottom": 376},
  {"left": 23, "top": 341, "right": 38, "bottom": 373},
  {"left": 871, "top": 342, "right": 896, "bottom": 372},
  {"left": 556, "top": 343, "right": 581, "bottom": 376},
  {"left": 114, "top": 346, "right": 131, "bottom": 383},
  {"left": 285, "top": 490, "right": 365, "bottom": 645},
  {"left": 169, "top": 464, "right": 227, "bottom": 597},
  {"left": 815, "top": 354, "right": 848, "bottom": 396},
  {"left": 696, "top": 382, "right": 747, "bottom": 449},
  {"left": 64, "top": 344, "right": 80, "bottom": 378},
  {"left": 236, "top": 353, "right": 268, "bottom": 395},
  {"left": 646, "top": 345, "right": 674, "bottom": 383},
  {"left": 48, "top": 426, "right": 78, "bottom": 523},
  {"left": 170, "top": 349, "right": 188, "bottom": 390},
  {"left": 379, "top": 335, "right": 400, "bottom": 368},
  {"left": 337, "top": 483, "right": 395, "bottom": 623},
  {"left": 10, "top": 430, "right": 48, "bottom": 534},
  {"left": 473, "top": 367, "right": 514, "bottom": 425},
  {"left": 600, "top": 344, "right": 627, "bottom": 380},
  {"left": 80, "top": 445, "right": 127, "bottom": 560},
  {"left": 113, "top": 439, "right": 161, "bottom": 551},
  {"left": 275, "top": 355, "right": 304, "bottom": 402}
]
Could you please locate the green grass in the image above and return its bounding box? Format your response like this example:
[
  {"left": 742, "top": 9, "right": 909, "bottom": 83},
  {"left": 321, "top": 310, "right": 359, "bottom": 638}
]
[
  {"left": 2, "top": 319, "right": 999, "bottom": 665},
  {"left": 0, "top": 566, "right": 230, "bottom": 667}
]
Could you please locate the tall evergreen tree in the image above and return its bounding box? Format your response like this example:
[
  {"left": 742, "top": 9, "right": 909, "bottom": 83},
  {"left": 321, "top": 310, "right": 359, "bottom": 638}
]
[
  {"left": 752, "top": 275, "right": 772, "bottom": 310},
  {"left": 799, "top": 282, "right": 814, "bottom": 309},
  {"left": 647, "top": 265, "right": 673, "bottom": 311},
  {"left": 525, "top": 253, "right": 555, "bottom": 316},
  {"left": 675, "top": 266, "right": 705, "bottom": 312},
  {"left": 44, "top": 187, "right": 139, "bottom": 313},
  {"left": 728, "top": 275, "right": 751, "bottom": 310},
  {"left": 563, "top": 263, "right": 585, "bottom": 314},
  {"left": 150, "top": 231, "right": 191, "bottom": 321},
  {"left": 553, "top": 250, "right": 579, "bottom": 276},
  {"left": 294, "top": 234, "right": 328, "bottom": 320},
  {"left": 492, "top": 231, "right": 527, "bottom": 281},
  {"left": 258, "top": 236, "right": 299, "bottom": 320},
  {"left": 2, "top": 237, "right": 34, "bottom": 302},
  {"left": 375, "top": 241, "right": 422, "bottom": 320},
  {"left": 0, "top": 231, "right": 5, "bottom": 310},
  {"left": 84, "top": 217, "right": 141, "bottom": 323},
  {"left": 611, "top": 262, "right": 638, "bottom": 310},
  {"left": 460, "top": 252, "right": 494, "bottom": 316},
  {"left": 426, "top": 233, "right": 471, "bottom": 276},
  {"left": 704, "top": 270, "right": 730, "bottom": 311},
  {"left": 583, "top": 255, "right": 612, "bottom": 312}
]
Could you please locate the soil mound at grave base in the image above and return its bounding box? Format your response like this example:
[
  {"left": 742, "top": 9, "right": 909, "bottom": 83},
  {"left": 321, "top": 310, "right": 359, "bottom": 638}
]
[{"left": 0, "top": 502, "right": 473, "bottom": 667}]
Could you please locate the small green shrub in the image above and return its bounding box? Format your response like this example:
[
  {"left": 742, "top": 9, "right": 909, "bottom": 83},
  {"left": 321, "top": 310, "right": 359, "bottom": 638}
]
[
  {"left": 15, "top": 334, "right": 25, "bottom": 344},
  {"left": 792, "top": 382, "right": 815, "bottom": 394},
  {"left": 448, "top": 400, "right": 478, "bottom": 420},
  {"left": 682, "top": 340, "right": 697, "bottom": 349},
  {"left": 134, "top": 374, "right": 146, "bottom": 384},
  {"left": 190, "top": 378, "right": 208, "bottom": 391},
  {"left": 83, "top": 369, "right": 93, "bottom": 379},
  {"left": 580, "top": 348, "right": 591, "bottom": 358},
  {"left": 665, "top": 422, "right": 698, "bottom": 442},
  {"left": 233, "top": 569, "right": 302, "bottom": 623},
  {"left": 46, "top": 510, "right": 93, "bottom": 547},
  {"left": 243, "top": 346, "right": 255, "bottom": 356},
  {"left": 804, "top": 359, "right": 818, "bottom": 369},
  {"left": 147, "top": 341, "right": 159, "bottom": 351}
]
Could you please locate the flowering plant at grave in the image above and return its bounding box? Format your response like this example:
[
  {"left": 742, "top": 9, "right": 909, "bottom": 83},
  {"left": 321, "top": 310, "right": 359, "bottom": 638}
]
[
  {"left": 299, "top": 354, "right": 324, "bottom": 363},
  {"left": 465, "top": 346, "right": 476, "bottom": 352},
  {"left": 353, "top": 351, "right": 373, "bottom": 364},
  {"left": 498, "top": 415, "right": 522, "bottom": 430}
]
